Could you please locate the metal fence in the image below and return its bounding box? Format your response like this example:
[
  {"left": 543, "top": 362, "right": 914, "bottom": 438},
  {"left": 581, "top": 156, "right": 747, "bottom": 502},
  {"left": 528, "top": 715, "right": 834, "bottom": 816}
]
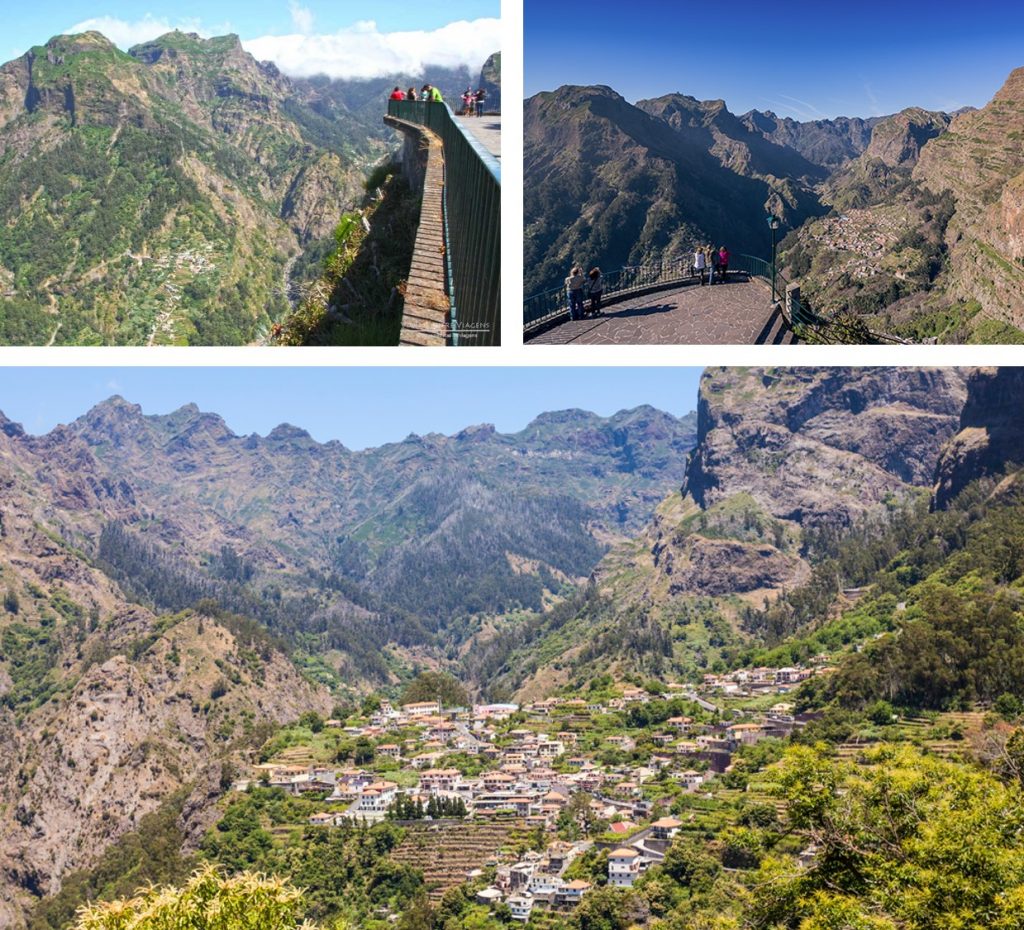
[
  {"left": 387, "top": 99, "right": 501, "bottom": 346},
  {"left": 524, "top": 258, "right": 701, "bottom": 330},
  {"left": 522, "top": 252, "right": 905, "bottom": 344}
]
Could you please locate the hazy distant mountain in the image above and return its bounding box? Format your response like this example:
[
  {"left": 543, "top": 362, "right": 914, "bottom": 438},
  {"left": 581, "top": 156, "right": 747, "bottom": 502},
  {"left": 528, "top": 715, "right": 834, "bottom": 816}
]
[{"left": 738, "top": 109, "right": 882, "bottom": 168}]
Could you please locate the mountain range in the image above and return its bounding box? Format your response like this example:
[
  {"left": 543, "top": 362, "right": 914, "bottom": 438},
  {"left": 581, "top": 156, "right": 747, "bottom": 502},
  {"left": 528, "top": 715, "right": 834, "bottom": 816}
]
[
  {"left": 6, "top": 369, "right": 1024, "bottom": 926},
  {"left": 0, "top": 31, "right": 497, "bottom": 346},
  {"left": 525, "top": 72, "right": 1024, "bottom": 342},
  {"left": 0, "top": 397, "right": 694, "bottom": 925}
]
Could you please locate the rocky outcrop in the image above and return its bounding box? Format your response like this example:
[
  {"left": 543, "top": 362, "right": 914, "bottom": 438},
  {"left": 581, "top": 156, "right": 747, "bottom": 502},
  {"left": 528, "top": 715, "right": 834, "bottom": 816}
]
[
  {"left": 656, "top": 535, "right": 803, "bottom": 596},
  {"left": 598, "top": 368, "right": 968, "bottom": 605},
  {"left": 683, "top": 368, "right": 968, "bottom": 524},
  {"left": 933, "top": 367, "right": 1024, "bottom": 508},
  {"left": 864, "top": 108, "right": 950, "bottom": 168}
]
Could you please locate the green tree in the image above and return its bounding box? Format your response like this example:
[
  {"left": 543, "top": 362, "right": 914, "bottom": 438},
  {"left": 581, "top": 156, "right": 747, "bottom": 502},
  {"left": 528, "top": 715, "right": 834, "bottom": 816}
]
[
  {"left": 752, "top": 743, "right": 1024, "bottom": 928},
  {"left": 73, "top": 866, "right": 321, "bottom": 929},
  {"left": 399, "top": 672, "right": 470, "bottom": 709}
]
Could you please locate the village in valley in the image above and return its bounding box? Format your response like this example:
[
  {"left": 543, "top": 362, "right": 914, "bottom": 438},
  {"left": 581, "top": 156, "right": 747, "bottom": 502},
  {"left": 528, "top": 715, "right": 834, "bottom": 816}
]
[{"left": 234, "top": 662, "right": 835, "bottom": 922}]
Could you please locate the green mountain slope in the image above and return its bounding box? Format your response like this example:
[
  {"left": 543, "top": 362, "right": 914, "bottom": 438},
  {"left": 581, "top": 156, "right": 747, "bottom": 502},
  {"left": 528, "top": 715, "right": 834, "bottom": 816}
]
[{"left": 0, "top": 31, "right": 385, "bottom": 345}]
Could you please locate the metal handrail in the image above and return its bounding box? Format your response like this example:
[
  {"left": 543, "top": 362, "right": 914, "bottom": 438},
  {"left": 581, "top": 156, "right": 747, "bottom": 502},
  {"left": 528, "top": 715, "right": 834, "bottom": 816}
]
[
  {"left": 524, "top": 258, "right": 704, "bottom": 330},
  {"left": 524, "top": 251, "right": 908, "bottom": 345},
  {"left": 387, "top": 99, "right": 500, "bottom": 346}
]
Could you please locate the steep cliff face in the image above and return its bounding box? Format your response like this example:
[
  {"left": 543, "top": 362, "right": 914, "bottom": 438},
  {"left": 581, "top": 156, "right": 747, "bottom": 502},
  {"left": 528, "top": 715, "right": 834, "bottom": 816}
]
[
  {"left": 914, "top": 68, "right": 1024, "bottom": 327},
  {"left": 477, "top": 52, "right": 500, "bottom": 112},
  {"left": 933, "top": 367, "right": 1024, "bottom": 509},
  {"left": 682, "top": 367, "right": 967, "bottom": 520},
  {"left": 863, "top": 108, "right": 951, "bottom": 168},
  {"left": 0, "top": 443, "right": 331, "bottom": 928},
  {"left": 601, "top": 368, "right": 967, "bottom": 603}
]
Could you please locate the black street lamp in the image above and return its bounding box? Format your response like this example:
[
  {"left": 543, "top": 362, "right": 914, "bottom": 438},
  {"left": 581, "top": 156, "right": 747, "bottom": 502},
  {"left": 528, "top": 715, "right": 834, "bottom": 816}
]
[{"left": 767, "top": 213, "right": 781, "bottom": 302}]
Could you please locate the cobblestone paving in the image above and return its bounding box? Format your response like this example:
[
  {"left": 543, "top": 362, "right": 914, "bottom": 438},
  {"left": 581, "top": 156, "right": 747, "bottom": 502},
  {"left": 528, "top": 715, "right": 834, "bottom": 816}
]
[{"left": 526, "top": 279, "right": 777, "bottom": 345}]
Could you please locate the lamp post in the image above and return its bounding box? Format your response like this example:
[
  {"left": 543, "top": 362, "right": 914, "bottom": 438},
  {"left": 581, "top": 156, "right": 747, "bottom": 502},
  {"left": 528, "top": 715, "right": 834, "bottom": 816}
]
[{"left": 767, "top": 213, "right": 781, "bottom": 303}]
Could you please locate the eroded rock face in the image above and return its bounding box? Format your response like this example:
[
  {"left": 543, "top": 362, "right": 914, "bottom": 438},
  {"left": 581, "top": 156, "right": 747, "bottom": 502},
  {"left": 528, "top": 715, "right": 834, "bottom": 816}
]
[
  {"left": 597, "top": 368, "right": 969, "bottom": 606},
  {"left": 863, "top": 108, "right": 951, "bottom": 169},
  {"left": 683, "top": 367, "right": 968, "bottom": 525},
  {"left": 0, "top": 421, "right": 336, "bottom": 928},
  {"left": 914, "top": 67, "right": 1024, "bottom": 327},
  {"left": 656, "top": 535, "right": 802, "bottom": 596},
  {"left": 933, "top": 367, "right": 1024, "bottom": 509}
]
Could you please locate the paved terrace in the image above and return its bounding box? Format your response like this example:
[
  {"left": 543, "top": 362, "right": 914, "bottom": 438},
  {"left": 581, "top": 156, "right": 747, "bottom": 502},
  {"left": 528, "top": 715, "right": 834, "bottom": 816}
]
[
  {"left": 526, "top": 278, "right": 796, "bottom": 346},
  {"left": 454, "top": 115, "right": 501, "bottom": 159}
]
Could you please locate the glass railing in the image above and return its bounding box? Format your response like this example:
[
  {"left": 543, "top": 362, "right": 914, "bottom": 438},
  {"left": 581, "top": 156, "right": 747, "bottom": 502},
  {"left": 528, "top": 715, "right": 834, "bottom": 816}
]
[{"left": 387, "top": 100, "right": 501, "bottom": 346}]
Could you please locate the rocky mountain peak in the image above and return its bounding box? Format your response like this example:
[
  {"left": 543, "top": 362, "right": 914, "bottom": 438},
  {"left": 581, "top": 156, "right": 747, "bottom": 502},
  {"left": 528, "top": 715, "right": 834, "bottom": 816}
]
[
  {"left": 455, "top": 424, "right": 497, "bottom": 442},
  {"left": 47, "top": 31, "right": 117, "bottom": 55},
  {"left": 266, "top": 423, "right": 314, "bottom": 443},
  {"left": 0, "top": 412, "right": 25, "bottom": 439},
  {"left": 864, "top": 107, "right": 950, "bottom": 168}
]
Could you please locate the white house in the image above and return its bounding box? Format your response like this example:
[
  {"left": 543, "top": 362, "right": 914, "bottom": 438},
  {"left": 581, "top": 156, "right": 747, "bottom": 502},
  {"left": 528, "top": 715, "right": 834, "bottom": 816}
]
[
  {"left": 608, "top": 847, "right": 641, "bottom": 888},
  {"left": 509, "top": 894, "right": 534, "bottom": 921}
]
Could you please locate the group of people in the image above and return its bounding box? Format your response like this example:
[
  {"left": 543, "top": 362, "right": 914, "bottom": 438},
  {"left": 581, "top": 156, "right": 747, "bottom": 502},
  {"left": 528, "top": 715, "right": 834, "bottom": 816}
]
[
  {"left": 561, "top": 244, "right": 731, "bottom": 321},
  {"left": 460, "top": 87, "right": 488, "bottom": 117},
  {"left": 389, "top": 85, "right": 445, "bottom": 103},
  {"left": 564, "top": 266, "right": 604, "bottom": 320},
  {"left": 693, "top": 245, "right": 730, "bottom": 286}
]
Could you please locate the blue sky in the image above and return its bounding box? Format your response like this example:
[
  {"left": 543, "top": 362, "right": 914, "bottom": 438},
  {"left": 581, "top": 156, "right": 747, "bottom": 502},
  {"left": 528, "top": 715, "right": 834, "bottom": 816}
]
[
  {"left": 6, "top": 1, "right": 500, "bottom": 79},
  {"left": 526, "top": 0, "right": 1024, "bottom": 119},
  {"left": 0, "top": 369, "right": 703, "bottom": 450}
]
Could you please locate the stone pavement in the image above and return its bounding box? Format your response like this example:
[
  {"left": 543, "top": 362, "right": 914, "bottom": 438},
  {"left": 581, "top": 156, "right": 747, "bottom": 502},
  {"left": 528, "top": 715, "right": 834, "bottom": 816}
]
[
  {"left": 526, "top": 278, "right": 782, "bottom": 345},
  {"left": 454, "top": 115, "right": 501, "bottom": 159}
]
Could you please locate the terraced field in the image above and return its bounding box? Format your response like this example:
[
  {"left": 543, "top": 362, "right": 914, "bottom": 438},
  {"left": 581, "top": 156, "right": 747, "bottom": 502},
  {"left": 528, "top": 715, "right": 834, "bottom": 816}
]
[{"left": 391, "top": 818, "right": 531, "bottom": 899}]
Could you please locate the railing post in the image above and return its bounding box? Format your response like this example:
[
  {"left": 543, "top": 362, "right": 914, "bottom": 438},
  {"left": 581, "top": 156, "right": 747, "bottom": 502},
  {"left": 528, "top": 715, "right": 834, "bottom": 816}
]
[{"left": 785, "top": 284, "right": 800, "bottom": 325}]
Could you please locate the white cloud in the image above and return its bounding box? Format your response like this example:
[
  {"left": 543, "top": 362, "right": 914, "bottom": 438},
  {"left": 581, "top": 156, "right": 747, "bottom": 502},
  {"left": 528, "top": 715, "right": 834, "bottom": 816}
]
[
  {"left": 289, "top": 1, "right": 314, "bottom": 35},
  {"left": 242, "top": 18, "right": 502, "bottom": 80},
  {"left": 62, "top": 11, "right": 500, "bottom": 82},
  {"left": 66, "top": 14, "right": 213, "bottom": 48}
]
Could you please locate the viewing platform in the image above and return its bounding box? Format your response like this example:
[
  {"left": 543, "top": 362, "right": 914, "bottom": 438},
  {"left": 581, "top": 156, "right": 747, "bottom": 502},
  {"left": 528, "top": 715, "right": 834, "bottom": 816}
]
[
  {"left": 524, "top": 255, "right": 908, "bottom": 346},
  {"left": 385, "top": 101, "right": 501, "bottom": 347},
  {"left": 454, "top": 115, "right": 502, "bottom": 159},
  {"left": 526, "top": 277, "right": 794, "bottom": 345}
]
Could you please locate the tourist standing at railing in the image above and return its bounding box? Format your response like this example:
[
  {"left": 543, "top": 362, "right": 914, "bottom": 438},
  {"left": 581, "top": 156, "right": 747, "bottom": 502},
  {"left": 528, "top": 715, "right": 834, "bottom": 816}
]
[
  {"left": 588, "top": 268, "right": 603, "bottom": 315},
  {"left": 406, "top": 87, "right": 417, "bottom": 101},
  {"left": 718, "top": 246, "right": 730, "bottom": 283},
  {"left": 709, "top": 246, "right": 720, "bottom": 286},
  {"left": 475, "top": 88, "right": 487, "bottom": 117},
  {"left": 694, "top": 247, "right": 707, "bottom": 286},
  {"left": 565, "top": 266, "right": 587, "bottom": 320},
  {"left": 389, "top": 87, "right": 405, "bottom": 102},
  {"left": 421, "top": 85, "right": 432, "bottom": 101},
  {"left": 430, "top": 85, "right": 445, "bottom": 104}
]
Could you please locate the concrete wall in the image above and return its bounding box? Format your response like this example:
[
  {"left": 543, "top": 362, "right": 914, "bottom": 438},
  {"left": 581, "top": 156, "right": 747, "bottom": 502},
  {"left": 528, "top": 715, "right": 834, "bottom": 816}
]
[{"left": 383, "top": 115, "right": 449, "bottom": 346}]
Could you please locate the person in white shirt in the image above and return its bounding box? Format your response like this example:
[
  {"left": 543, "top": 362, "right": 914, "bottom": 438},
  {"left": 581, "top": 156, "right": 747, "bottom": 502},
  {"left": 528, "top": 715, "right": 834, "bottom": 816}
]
[{"left": 694, "top": 248, "right": 707, "bottom": 286}]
